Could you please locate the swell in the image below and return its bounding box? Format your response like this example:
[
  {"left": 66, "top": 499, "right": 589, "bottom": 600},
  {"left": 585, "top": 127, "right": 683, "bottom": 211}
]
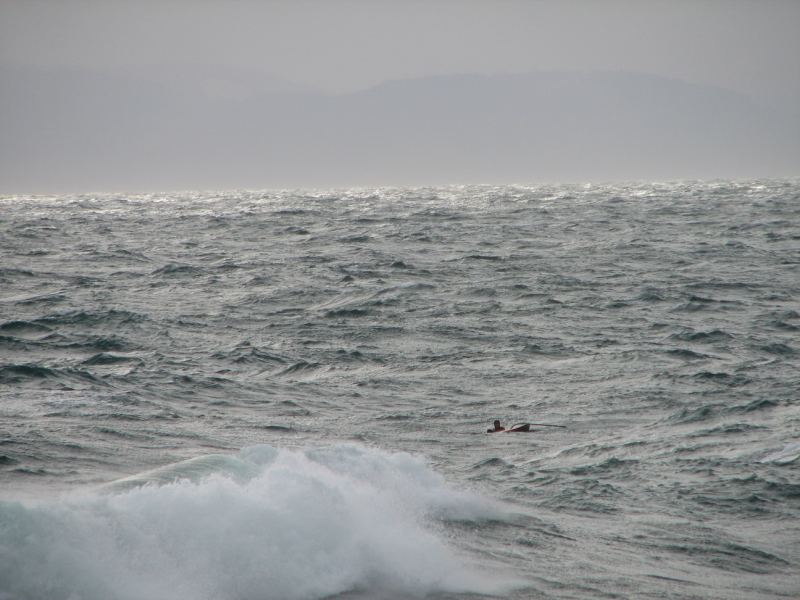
[{"left": 0, "top": 445, "right": 512, "bottom": 600}]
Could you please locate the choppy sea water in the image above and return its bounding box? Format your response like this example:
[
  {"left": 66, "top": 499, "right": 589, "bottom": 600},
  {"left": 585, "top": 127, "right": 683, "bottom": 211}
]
[{"left": 1, "top": 180, "right": 798, "bottom": 600}]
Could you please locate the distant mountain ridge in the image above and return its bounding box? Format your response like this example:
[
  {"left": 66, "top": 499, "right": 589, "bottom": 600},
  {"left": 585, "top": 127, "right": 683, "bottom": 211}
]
[{"left": 1, "top": 67, "right": 797, "bottom": 192}]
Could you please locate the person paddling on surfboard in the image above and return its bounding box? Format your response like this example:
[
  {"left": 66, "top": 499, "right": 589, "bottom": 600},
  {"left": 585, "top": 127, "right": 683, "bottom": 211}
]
[{"left": 487, "top": 420, "right": 531, "bottom": 433}]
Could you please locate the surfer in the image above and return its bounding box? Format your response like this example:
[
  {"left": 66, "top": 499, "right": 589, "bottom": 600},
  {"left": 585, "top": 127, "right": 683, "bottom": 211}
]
[{"left": 487, "top": 420, "right": 531, "bottom": 433}]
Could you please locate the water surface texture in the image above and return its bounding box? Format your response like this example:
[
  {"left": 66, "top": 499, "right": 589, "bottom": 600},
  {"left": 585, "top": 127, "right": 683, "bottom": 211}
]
[{"left": 1, "top": 181, "right": 799, "bottom": 599}]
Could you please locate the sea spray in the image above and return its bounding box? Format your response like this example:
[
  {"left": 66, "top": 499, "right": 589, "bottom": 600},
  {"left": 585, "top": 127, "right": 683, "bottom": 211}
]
[{"left": 0, "top": 444, "right": 513, "bottom": 600}]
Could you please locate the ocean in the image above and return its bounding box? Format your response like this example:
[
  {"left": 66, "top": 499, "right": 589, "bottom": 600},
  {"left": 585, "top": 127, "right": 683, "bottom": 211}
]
[{"left": 0, "top": 180, "right": 798, "bottom": 600}]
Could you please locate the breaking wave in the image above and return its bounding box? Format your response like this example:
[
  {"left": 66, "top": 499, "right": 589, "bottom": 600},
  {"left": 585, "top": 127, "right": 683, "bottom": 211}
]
[{"left": 0, "top": 444, "right": 513, "bottom": 600}]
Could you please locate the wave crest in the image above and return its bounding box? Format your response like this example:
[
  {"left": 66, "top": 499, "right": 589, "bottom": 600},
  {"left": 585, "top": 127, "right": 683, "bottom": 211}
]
[{"left": 0, "top": 444, "right": 511, "bottom": 600}]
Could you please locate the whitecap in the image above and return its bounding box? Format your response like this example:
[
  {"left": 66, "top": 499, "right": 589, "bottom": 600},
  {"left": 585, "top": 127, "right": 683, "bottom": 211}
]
[{"left": 0, "top": 444, "right": 517, "bottom": 600}]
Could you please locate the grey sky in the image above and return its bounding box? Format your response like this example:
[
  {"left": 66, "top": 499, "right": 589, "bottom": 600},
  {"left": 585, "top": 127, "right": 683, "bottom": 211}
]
[
  {"left": 1, "top": 1, "right": 799, "bottom": 192},
  {"left": 2, "top": 0, "right": 799, "bottom": 104}
]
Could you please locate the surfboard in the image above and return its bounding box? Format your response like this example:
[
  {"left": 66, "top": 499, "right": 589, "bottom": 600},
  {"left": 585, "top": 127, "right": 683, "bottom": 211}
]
[{"left": 487, "top": 423, "right": 531, "bottom": 433}]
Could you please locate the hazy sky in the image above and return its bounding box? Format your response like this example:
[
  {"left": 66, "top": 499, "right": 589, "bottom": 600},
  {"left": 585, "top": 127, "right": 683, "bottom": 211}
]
[
  {"left": 2, "top": 0, "right": 799, "bottom": 105},
  {"left": 2, "top": 1, "right": 799, "bottom": 192}
]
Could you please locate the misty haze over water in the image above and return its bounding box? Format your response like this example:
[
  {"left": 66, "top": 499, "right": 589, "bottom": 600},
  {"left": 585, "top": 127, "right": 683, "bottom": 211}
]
[
  {"left": 2, "top": 66, "right": 799, "bottom": 193},
  {"left": 1, "top": 1, "right": 798, "bottom": 193}
]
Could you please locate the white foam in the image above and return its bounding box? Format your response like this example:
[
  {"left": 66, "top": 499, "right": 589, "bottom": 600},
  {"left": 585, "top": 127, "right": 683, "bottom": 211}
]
[
  {"left": 0, "top": 444, "right": 512, "bottom": 600},
  {"left": 759, "top": 441, "right": 800, "bottom": 464}
]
